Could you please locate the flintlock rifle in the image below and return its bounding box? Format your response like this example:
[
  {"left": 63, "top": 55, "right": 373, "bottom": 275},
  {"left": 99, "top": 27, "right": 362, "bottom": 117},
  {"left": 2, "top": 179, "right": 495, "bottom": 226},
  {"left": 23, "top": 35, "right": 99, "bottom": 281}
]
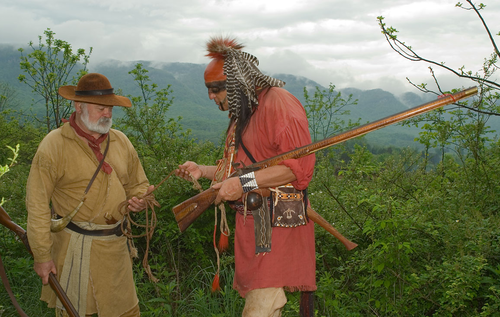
[
  {"left": 0, "top": 205, "right": 80, "bottom": 317},
  {"left": 172, "top": 86, "right": 478, "bottom": 244}
]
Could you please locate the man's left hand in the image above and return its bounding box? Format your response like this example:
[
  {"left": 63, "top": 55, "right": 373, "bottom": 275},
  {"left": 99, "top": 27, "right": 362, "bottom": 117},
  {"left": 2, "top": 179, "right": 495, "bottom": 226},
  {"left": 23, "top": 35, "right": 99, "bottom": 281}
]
[{"left": 128, "top": 185, "right": 155, "bottom": 212}]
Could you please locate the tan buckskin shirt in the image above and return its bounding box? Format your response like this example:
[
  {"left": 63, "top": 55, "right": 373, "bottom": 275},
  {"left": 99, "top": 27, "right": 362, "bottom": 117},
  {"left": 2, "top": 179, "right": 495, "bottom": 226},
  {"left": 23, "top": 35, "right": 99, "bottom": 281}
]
[{"left": 26, "top": 122, "right": 149, "bottom": 316}]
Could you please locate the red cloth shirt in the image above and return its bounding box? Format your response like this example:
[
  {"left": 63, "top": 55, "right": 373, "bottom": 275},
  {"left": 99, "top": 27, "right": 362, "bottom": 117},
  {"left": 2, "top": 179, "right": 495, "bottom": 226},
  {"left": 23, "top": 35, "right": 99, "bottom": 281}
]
[{"left": 232, "top": 87, "right": 317, "bottom": 297}]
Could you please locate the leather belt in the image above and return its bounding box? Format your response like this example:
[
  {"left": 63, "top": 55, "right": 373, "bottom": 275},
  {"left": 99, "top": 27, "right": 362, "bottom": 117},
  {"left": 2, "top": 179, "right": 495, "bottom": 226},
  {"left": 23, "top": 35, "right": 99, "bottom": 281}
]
[
  {"left": 229, "top": 198, "right": 271, "bottom": 215},
  {"left": 65, "top": 220, "right": 126, "bottom": 237},
  {"left": 229, "top": 202, "right": 250, "bottom": 215}
]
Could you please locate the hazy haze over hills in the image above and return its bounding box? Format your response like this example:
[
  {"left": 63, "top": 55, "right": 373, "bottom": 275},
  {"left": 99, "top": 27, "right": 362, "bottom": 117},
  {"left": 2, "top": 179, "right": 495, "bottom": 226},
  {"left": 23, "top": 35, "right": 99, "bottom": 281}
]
[{"left": 1, "top": 44, "right": 436, "bottom": 147}]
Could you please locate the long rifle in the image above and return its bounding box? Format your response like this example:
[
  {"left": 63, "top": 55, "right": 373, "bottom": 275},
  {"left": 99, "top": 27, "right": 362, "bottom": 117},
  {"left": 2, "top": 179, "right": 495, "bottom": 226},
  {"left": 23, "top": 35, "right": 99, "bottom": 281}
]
[
  {"left": 173, "top": 86, "right": 478, "bottom": 232},
  {"left": 0, "top": 205, "right": 80, "bottom": 317}
]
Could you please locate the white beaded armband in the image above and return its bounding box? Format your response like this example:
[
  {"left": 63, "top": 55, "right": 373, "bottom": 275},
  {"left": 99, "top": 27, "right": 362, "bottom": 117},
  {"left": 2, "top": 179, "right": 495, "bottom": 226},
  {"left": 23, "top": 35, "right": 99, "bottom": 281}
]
[{"left": 239, "top": 171, "right": 259, "bottom": 193}]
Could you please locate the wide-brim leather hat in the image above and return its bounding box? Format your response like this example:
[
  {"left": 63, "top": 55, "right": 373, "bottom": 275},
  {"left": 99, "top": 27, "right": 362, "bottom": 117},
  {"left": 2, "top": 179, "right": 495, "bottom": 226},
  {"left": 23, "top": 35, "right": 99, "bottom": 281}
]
[{"left": 58, "top": 73, "right": 132, "bottom": 107}]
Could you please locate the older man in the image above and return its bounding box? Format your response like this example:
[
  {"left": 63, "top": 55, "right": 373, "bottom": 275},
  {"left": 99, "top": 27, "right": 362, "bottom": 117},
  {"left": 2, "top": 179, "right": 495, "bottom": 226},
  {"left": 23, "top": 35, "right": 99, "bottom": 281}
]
[
  {"left": 177, "top": 37, "right": 316, "bottom": 317},
  {"left": 26, "top": 73, "right": 153, "bottom": 317}
]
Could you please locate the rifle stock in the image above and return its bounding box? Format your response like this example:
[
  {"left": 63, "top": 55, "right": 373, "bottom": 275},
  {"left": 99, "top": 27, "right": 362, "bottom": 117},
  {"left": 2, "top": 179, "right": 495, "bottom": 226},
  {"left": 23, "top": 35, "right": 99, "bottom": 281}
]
[
  {"left": 172, "top": 87, "right": 478, "bottom": 232},
  {"left": 174, "top": 187, "right": 219, "bottom": 232},
  {"left": 0, "top": 205, "right": 80, "bottom": 317},
  {"left": 307, "top": 207, "right": 357, "bottom": 250}
]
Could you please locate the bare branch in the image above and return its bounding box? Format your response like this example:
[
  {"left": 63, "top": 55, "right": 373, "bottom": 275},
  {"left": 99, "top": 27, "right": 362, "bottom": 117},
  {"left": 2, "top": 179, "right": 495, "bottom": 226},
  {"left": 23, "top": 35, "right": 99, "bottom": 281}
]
[{"left": 464, "top": 0, "right": 500, "bottom": 58}]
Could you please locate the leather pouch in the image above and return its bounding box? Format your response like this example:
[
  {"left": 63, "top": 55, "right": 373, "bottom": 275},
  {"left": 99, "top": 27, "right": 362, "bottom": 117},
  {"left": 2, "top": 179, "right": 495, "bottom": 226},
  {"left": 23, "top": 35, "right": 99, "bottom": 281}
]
[{"left": 271, "top": 184, "right": 307, "bottom": 227}]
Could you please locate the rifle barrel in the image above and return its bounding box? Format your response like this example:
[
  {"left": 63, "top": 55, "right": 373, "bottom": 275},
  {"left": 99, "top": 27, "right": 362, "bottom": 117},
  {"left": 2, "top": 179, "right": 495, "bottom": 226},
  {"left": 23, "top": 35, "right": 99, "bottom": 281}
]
[{"left": 251, "top": 87, "right": 478, "bottom": 169}]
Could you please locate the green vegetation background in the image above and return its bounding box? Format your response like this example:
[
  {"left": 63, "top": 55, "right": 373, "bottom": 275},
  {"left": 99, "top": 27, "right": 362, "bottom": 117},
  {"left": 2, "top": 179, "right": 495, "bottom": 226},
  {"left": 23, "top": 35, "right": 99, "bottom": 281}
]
[{"left": 1, "top": 8, "right": 500, "bottom": 315}]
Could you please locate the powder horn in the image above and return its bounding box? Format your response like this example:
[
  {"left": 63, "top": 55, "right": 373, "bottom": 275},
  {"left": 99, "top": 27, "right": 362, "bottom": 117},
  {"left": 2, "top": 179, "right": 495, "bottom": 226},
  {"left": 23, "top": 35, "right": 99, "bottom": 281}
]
[{"left": 50, "top": 199, "right": 86, "bottom": 232}]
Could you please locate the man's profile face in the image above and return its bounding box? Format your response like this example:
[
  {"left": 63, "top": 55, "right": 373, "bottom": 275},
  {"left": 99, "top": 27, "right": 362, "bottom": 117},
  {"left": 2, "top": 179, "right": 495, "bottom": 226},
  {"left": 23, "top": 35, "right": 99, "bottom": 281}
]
[{"left": 206, "top": 81, "right": 228, "bottom": 111}]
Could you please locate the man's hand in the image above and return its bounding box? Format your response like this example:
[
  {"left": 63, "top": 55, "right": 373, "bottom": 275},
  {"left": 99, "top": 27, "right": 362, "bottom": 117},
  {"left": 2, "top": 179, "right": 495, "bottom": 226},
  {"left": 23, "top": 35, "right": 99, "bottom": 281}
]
[
  {"left": 175, "top": 161, "right": 203, "bottom": 181},
  {"left": 34, "top": 260, "right": 57, "bottom": 285},
  {"left": 176, "top": 161, "right": 216, "bottom": 181},
  {"left": 213, "top": 177, "right": 243, "bottom": 205},
  {"left": 128, "top": 185, "right": 155, "bottom": 212}
]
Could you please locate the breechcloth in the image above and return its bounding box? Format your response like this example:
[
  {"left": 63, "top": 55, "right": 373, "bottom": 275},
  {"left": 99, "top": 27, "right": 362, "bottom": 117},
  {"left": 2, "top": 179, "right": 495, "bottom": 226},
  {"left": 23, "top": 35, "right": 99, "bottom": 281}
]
[
  {"left": 57, "top": 221, "right": 125, "bottom": 317},
  {"left": 300, "top": 291, "right": 314, "bottom": 317}
]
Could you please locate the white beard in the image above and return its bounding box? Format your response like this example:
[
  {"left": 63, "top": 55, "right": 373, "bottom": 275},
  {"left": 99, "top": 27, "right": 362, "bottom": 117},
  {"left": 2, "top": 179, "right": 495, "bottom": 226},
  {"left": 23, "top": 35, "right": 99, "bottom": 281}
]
[{"left": 81, "top": 105, "right": 112, "bottom": 134}]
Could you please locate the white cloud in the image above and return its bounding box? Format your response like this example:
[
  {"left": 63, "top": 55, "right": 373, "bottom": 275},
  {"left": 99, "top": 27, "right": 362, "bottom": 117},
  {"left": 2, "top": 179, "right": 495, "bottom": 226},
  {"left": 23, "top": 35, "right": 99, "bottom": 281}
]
[{"left": 1, "top": 0, "right": 498, "bottom": 94}]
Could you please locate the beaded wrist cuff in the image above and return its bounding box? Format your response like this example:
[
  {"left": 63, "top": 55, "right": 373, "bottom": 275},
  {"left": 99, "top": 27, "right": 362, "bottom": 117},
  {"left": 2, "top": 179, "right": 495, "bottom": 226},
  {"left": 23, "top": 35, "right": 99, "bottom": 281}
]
[{"left": 239, "top": 171, "right": 259, "bottom": 193}]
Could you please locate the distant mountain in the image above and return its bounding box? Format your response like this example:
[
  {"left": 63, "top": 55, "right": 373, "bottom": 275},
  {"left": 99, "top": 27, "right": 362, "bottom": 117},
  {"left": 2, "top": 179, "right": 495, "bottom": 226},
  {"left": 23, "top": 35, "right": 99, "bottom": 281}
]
[{"left": 0, "top": 44, "right": 434, "bottom": 148}]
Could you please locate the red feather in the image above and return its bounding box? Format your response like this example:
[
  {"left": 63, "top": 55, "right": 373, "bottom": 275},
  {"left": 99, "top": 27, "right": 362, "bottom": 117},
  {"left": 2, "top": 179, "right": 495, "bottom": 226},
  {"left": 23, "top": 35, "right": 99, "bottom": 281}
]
[{"left": 206, "top": 36, "right": 244, "bottom": 59}]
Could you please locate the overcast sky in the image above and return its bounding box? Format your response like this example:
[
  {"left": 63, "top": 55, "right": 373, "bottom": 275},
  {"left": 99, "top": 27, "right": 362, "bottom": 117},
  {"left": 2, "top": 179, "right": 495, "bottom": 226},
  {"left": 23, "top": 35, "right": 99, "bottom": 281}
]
[{"left": 1, "top": 0, "right": 499, "bottom": 95}]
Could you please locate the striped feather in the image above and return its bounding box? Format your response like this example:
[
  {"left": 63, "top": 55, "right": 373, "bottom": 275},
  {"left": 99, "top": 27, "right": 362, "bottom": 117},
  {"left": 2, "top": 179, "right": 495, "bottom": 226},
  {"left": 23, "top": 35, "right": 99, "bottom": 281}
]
[{"left": 206, "top": 36, "right": 285, "bottom": 116}]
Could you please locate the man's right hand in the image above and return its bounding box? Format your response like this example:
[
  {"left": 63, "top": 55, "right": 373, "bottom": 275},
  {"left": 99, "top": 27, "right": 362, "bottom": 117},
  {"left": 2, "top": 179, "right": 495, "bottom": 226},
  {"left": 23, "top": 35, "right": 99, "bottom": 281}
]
[
  {"left": 34, "top": 260, "right": 57, "bottom": 285},
  {"left": 175, "top": 161, "right": 203, "bottom": 181}
]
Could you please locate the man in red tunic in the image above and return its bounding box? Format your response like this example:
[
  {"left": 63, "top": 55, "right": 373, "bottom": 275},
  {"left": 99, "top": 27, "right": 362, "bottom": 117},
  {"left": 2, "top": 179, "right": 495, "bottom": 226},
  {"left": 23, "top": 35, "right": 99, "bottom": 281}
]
[{"left": 177, "top": 37, "right": 316, "bottom": 316}]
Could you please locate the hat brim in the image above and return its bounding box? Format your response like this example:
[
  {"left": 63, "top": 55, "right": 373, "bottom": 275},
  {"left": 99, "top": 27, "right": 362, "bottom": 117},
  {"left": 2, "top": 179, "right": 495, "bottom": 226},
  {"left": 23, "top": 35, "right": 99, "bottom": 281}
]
[{"left": 58, "top": 86, "right": 132, "bottom": 108}]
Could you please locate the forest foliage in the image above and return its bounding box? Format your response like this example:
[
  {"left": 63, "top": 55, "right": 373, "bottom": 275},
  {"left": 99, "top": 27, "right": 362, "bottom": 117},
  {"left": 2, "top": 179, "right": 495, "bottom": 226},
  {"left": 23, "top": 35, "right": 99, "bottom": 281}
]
[{"left": 1, "top": 1, "right": 500, "bottom": 316}]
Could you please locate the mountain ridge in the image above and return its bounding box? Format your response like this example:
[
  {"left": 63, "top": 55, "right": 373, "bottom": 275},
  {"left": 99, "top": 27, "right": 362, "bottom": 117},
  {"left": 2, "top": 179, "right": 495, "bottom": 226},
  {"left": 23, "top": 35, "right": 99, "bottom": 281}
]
[{"left": 1, "top": 44, "right": 432, "bottom": 146}]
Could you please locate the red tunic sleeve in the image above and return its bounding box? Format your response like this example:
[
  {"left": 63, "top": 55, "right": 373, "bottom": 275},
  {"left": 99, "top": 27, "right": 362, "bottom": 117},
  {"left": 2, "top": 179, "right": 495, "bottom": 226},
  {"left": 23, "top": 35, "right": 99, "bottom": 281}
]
[{"left": 238, "top": 87, "right": 315, "bottom": 190}]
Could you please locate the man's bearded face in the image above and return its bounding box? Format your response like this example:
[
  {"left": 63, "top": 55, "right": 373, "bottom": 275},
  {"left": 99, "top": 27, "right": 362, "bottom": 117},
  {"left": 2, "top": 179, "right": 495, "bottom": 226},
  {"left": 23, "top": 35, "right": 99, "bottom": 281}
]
[{"left": 81, "top": 103, "right": 113, "bottom": 134}]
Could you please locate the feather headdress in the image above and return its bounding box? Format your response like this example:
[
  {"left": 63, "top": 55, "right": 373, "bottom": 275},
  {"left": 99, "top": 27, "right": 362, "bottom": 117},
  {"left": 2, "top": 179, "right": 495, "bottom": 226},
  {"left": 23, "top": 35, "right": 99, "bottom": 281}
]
[{"left": 205, "top": 36, "right": 285, "bottom": 118}]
